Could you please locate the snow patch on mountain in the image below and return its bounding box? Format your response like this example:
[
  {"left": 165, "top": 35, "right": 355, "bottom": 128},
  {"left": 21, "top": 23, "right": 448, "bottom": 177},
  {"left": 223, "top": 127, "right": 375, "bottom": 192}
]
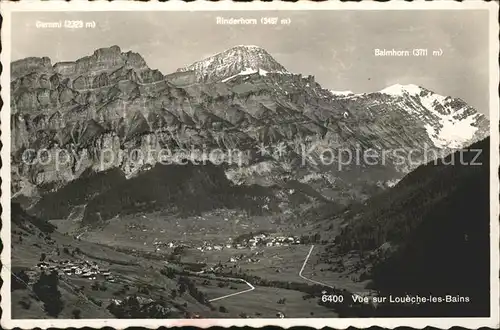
[
  {"left": 221, "top": 67, "right": 289, "bottom": 82},
  {"left": 380, "top": 83, "right": 423, "bottom": 96},
  {"left": 376, "top": 84, "right": 486, "bottom": 148},
  {"left": 221, "top": 68, "right": 258, "bottom": 82},
  {"left": 330, "top": 90, "right": 355, "bottom": 96},
  {"left": 412, "top": 90, "right": 483, "bottom": 148},
  {"left": 419, "top": 92, "right": 449, "bottom": 114},
  {"left": 424, "top": 110, "right": 482, "bottom": 148}
]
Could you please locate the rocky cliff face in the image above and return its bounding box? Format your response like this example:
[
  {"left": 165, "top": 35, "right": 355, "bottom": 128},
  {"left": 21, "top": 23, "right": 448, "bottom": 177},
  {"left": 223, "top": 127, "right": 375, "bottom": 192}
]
[{"left": 10, "top": 45, "right": 489, "bottom": 211}]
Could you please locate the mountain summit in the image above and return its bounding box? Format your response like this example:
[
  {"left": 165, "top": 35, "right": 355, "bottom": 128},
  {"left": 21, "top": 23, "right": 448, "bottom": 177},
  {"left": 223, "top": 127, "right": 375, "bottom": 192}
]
[
  {"left": 375, "top": 84, "right": 487, "bottom": 148},
  {"left": 177, "top": 45, "right": 288, "bottom": 82},
  {"left": 379, "top": 83, "right": 427, "bottom": 96}
]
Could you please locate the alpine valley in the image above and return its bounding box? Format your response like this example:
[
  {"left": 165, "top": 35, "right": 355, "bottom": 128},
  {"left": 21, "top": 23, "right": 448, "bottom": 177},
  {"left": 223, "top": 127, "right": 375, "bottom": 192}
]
[{"left": 10, "top": 45, "right": 490, "bottom": 319}]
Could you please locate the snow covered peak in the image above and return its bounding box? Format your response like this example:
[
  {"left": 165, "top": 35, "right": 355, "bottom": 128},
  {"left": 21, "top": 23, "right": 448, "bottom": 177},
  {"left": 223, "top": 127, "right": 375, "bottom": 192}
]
[
  {"left": 330, "top": 90, "right": 355, "bottom": 96},
  {"left": 372, "top": 83, "right": 488, "bottom": 149},
  {"left": 379, "top": 84, "right": 425, "bottom": 96},
  {"left": 177, "top": 45, "right": 288, "bottom": 82},
  {"left": 378, "top": 84, "right": 452, "bottom": 111}
]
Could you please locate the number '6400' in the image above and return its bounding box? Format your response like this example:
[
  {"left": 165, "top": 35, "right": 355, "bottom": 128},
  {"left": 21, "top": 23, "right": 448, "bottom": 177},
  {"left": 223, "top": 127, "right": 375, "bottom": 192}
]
[{"left": 321, "top": 294, "right": 344, "bottom": 303}]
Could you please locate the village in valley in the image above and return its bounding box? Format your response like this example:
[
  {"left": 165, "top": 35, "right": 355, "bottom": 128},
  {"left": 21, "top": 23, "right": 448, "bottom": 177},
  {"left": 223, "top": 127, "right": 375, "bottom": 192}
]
[
  {"left": 195, "top": 232, "right": 302, "bottom": 253},
  {"left": 149, "top": 231, "right": 305, "bottom": 264},
  {"left": 35, "top": 258, "right": 116, "bottom": 282},
  {"left": 124, "top": 211, "right": 306, "bottom": 256},
  {"left": 11, "top": 203, "right": 331, "bottom": 320},
  {"left": 118, "top": 213, "right": 321, "bottom": 275}
]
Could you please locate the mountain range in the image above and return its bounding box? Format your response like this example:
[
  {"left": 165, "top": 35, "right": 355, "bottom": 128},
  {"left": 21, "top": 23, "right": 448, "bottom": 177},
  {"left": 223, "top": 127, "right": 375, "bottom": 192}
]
[{"left": 10, "top": 45, "right": 489, "bottom": 221}]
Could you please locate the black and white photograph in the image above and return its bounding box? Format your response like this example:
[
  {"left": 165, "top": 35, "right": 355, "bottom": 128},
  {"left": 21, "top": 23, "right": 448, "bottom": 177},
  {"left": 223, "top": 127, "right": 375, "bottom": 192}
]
[{"left": 1, "top": 2, "right": 498, "bottom": 329}]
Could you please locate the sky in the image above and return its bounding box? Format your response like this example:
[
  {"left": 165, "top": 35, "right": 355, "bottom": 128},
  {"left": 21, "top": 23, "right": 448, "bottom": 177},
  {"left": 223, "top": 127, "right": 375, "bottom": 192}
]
[{"left": 11, "top": 10, "right": 490, "bottom": 115}]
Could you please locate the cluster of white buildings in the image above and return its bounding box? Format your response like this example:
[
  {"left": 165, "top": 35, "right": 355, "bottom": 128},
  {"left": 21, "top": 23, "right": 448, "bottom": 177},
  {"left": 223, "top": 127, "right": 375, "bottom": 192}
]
[
  {"left": 244, "top": 234, "right": 301, "bottom": 248},
  {"left": 228, "top": 255, "right": 260, "bottom": 263},
  {"left": 153, "top": 240, "right": 178, "bottom": 252},
  {"left": 228, "top": 255, "right": 244, "bottom": 263},
  {"left": 196, "top": 242, "right": 230, "bottom": 253},
  {"left": 36, "top": 259, "right": 116, "bottom": 282},
  {"left": 192, "top": 233, "right": 302, "bottom": 253}
]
